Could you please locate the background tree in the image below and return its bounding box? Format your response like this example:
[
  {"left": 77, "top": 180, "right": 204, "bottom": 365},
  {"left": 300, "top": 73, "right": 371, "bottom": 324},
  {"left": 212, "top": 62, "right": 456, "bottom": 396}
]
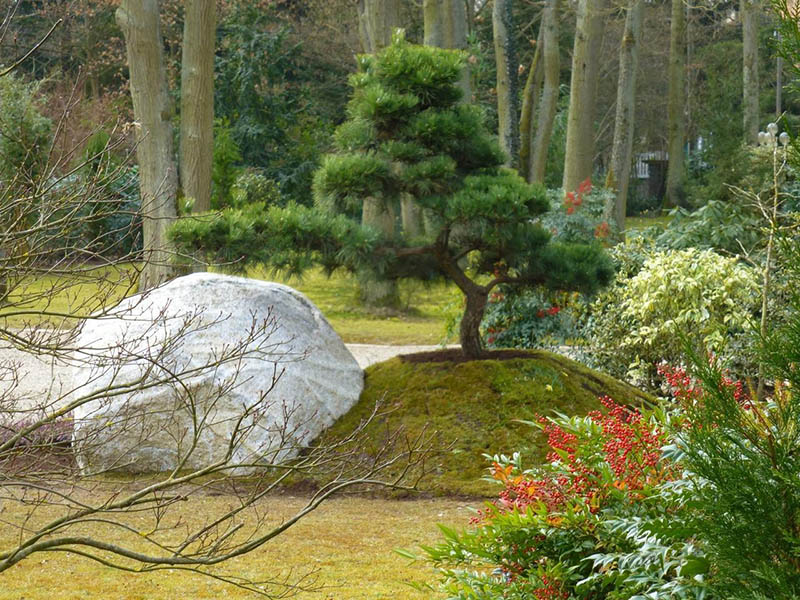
[
  {"left": 563, "top": 0, "right": 607, "bottom": 193},
  {"left": 665, "top": 0, "right": 686, "bottom": 207},
  {"left": 170, "top": 34, "right": 614, "bottom": 358},
  {"left": 493, "top": 0, "right": 520, "bottom": 167},
  {"left": 423, "top": 0, "right": 471, "bottom": 98},
  {"left": 116, "top": 0, "right": 178, "bottom": 290},
  {"left": 605, "top": 0, "right": 643, "bottom": 231},
  {"left": 528, "top": 0, "right": 561, "bottom": 184},
  {"left": 741, "top": 0, "right": 760, "bottom": 144},
  {"left": 179, "top": 0, "right": 216, "bottom": 215}
]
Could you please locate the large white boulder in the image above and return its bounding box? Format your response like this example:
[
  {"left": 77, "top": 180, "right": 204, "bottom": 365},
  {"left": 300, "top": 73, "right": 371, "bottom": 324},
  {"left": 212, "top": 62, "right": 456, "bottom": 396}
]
[{"left": 69, "top": 273, "right": 363, "bottom": 473}]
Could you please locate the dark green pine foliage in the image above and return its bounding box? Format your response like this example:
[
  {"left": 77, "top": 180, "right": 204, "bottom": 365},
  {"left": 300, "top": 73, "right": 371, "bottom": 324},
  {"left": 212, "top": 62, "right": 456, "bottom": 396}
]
[{"left": 170, "top": 32, "right": 613, "bottom": 358}]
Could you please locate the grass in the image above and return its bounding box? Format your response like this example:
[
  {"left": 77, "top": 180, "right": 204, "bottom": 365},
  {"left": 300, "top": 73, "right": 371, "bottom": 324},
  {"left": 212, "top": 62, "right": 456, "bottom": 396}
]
[
  {"left": 626, "top": 214, "right": 672, "bottom": 233},
  {"left": 0, "top": 495, "right": 466, "bottom": 599},
  {"left": 0, "top": 265, "right": 459, "bottom": 345},
  {"left": 314, "top": 351, "right": 653, "bottom": 497},
  {"left": 248, "top": 267, "right": 461, "bottom": 345}
]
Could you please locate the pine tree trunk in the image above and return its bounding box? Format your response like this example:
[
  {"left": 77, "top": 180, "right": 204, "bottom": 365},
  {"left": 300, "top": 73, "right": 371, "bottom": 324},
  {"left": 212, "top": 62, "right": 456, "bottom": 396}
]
[
  {"left": 742, "top": 0, "right": 760, "bottom": 144},
  {"left": 493, "top": 0, "right": 519, "bottom": 168},
  {"left": 423, "top": 0, "right": 471, "bottom": 99},
  {"left": 529, "top": 0, "right": 560, "bottom": 184},
  {"left": 563, "top": 0, "right": 606, "bottom": 193},
  {"left": 460, "top": 288, "right": 488, "bottom": 358},
  {"left": 519, "top": 27, "right": 544, "bottom": 182},
  {"left": 605, "top": 0, "right": 642, "bottom": 232},
  {"left": 180, "top": 0, "right": 215, "bottom": 216},
  {"left": 665, "top": 0, "right": 686, "bottom": 208},
  {"left": 117, "top": 0, "right": 178, "bottom": 291}
]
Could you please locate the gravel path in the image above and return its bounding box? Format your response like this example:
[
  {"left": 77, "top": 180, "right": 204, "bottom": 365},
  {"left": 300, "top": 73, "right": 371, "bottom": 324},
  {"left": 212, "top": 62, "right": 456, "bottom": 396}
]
[{"left": 0, "top": 341, "right": 448, "bottom": 411}]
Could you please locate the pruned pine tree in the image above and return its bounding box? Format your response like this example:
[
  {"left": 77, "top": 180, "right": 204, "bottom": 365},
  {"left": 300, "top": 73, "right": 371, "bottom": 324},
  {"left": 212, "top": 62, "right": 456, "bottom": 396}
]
[
  {"left": 605, "top": 0, "right": 643, "bottom": 232},
  {"left": 170, "top": 34, "right": 613, "bottom": 358},
  {"left": 116, "top": 0, "right": 178, "bottom": 291}
]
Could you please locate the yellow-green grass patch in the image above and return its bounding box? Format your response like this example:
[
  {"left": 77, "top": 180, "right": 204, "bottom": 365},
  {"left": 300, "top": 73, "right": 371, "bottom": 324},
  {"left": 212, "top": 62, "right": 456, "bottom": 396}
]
[
  {"left": 0, "top": 265, "right": 458, "bottom": 345},
  {"left": 0, "top": 494, "right": 467, "bottom": 599}
]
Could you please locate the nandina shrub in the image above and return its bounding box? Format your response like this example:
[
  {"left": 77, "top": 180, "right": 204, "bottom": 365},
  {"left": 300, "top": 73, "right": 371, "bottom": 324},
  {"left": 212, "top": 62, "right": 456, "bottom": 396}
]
[{"left": 422, "top": 398, "right": 709, "bottom": 600}]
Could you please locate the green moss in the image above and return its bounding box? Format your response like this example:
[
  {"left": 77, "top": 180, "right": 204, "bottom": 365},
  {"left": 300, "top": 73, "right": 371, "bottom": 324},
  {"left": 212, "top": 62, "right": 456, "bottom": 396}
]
[{"left": 318, "top": 351, "right": 653, "bottom": 497}]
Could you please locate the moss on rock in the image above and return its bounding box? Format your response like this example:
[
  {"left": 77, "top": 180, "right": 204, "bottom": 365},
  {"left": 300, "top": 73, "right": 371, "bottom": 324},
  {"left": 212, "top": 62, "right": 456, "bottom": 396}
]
[{"left": 317, "top": 350, "right": 652, "bottom": 497}]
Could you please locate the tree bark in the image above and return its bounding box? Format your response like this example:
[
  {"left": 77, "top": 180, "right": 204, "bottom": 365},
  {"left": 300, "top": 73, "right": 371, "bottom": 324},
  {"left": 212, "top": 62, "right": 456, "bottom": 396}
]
[
  {"left": 423, "top": 0, "right": 471, "bottom": 99},
  {"left": 563, "top": 0, "right": 606, "bottom": 193},
  {"left": 358, "top": 0, "right": 401, "bottom": 53},
  {"left": 742, "top": 0, "right": 760, "bottom": 144},
  {"left": 357, "top": 0, "right": 402, "bottom": 307},
  {"left": 360, "top": 197, "right": 399, "bottom": 307},
  {"left": 493, "top": 0, "right": 519, "bottom": 168},
  {"left": 529, "top": 0, "right": 560, "bottom": 184},
  {"left": 180, "top": 0, "right": 216, "bottom": 215},
  {"left": 117, "top": 0, "right": 178, "bottom": 291},
  {"left": 665, "top": 0, "right": 686, "bottom": 208},
  {"left": 605, "top": 0, "right": 643, "bottom": 233},
  {"left": 519, "top": 27, "right": 544, "bottom": 182}
]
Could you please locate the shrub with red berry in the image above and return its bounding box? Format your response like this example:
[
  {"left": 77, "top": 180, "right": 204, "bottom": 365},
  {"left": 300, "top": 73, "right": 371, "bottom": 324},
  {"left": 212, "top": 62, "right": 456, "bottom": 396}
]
[{"left": 422, "top": 396, "right": 708, "bottom": 600}]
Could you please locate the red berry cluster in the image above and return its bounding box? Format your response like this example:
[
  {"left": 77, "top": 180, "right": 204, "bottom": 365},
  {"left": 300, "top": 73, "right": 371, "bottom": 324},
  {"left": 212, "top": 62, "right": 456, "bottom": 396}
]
[
  {"left": 658, "top": 363, "right": 751, "bottom": 409},
  {"left": 534, "top": 575, "right": 569, "bottom": 600},
  {"left": 589, "top": 396, "right": 667, "bottom": 491},
  {"left": 536, "top": 306, "right": 562, "bottom": 318},
  {"left": 564, "top": 178, "right": 592, "bottom": 215}
]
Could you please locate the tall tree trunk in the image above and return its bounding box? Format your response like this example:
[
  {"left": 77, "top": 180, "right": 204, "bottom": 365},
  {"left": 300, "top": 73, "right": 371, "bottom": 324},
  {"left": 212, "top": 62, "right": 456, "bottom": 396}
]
[
  {"left": 665, "top": 0, "right": 686, "bottom": 208},
  {"left": 117, "top": 0, "right": 178, "bottom": 291},
  {"left": 529, "top": 0, "right": 560, "bottom": 184},
  {"left": 180, "top": 0, "right": 215, "bottom": 216},
  {"left": 357, "top": 0, "right": 402, "bottom": 307},
  {"left": 605, "top": 0, "right": 643, "bottom": 233},
  {"left": 493, "top": 0, "right": 519, "bottom": 168},
  {"left": 742, "top": 0, "right": 760, "bottom": 144},
  {"left": 423, "top": 0, "right": 471, "bottom": 99},
  {"left": 563, "top": 0, "right": 606, "bottom": 193},
  {"left": 358, "top": 0, "right": 401, "bottom": 53},
  {"left": 360, "top": 197, "right": 399, "bottom": 307},
  {"left": 519, "top": 27, "right": 544, "bottom": 182}
]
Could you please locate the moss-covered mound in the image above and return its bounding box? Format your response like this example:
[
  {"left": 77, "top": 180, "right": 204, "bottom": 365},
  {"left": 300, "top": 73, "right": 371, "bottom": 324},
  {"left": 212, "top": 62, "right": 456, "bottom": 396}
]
[{"left": 318, "top": 350, "right": 652, "bottom": 497}]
